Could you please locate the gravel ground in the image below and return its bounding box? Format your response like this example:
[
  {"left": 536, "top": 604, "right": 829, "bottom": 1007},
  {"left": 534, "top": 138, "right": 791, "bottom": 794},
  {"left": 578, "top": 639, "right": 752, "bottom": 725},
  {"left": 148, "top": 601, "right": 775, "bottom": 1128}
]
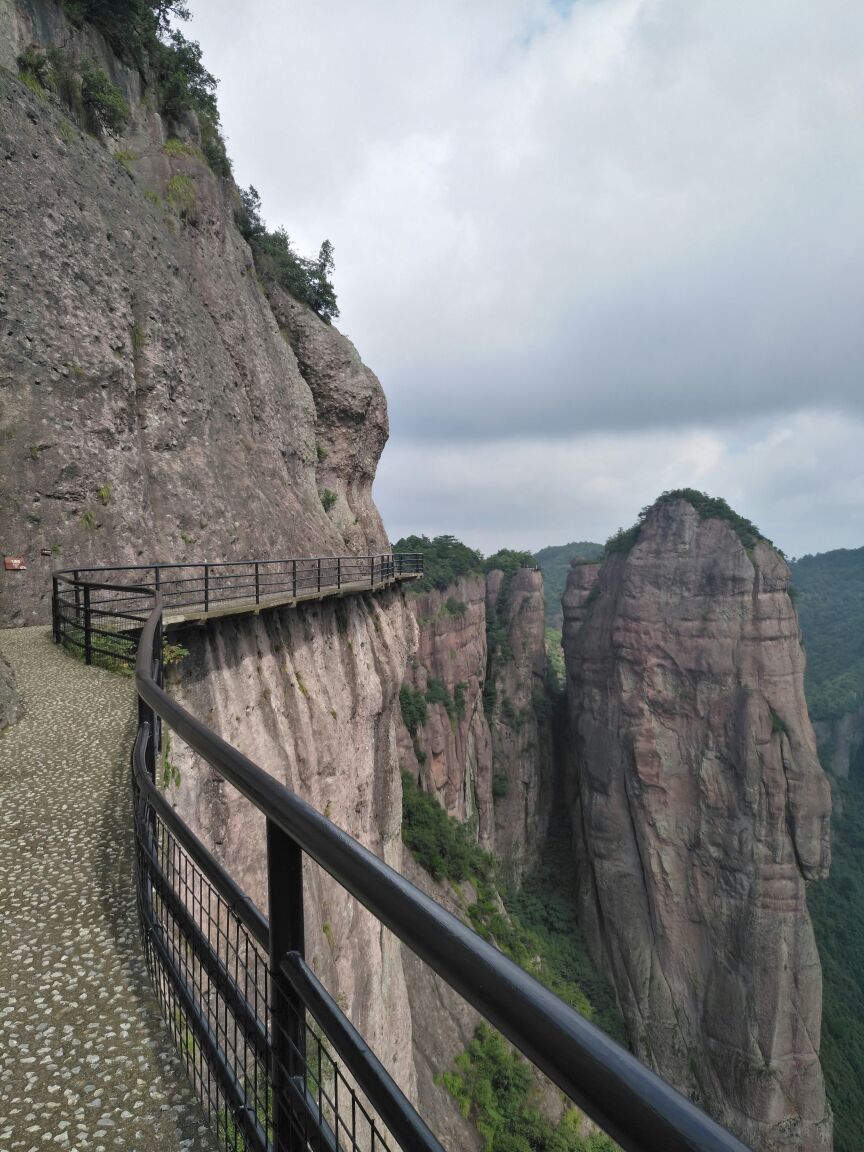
[{"left": 0, "top": 627, "right": 216, "bottom": 1152}]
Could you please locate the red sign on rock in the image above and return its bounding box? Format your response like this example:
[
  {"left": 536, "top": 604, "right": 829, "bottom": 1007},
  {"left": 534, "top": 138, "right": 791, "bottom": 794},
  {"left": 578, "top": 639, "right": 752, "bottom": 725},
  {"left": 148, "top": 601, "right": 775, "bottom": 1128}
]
[{"left": 4, "top": 557, "right": 27, "bottom": 570}]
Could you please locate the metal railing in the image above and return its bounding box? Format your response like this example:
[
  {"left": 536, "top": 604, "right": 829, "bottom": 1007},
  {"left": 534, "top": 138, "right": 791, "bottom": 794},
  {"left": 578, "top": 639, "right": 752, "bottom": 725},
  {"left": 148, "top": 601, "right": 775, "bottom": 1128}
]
[
  {"left": 54, "top": 553, "right": 750, "bottom": 1152},
  {"left": 51, "top": 554, "right": 423, "bottom": 668}
]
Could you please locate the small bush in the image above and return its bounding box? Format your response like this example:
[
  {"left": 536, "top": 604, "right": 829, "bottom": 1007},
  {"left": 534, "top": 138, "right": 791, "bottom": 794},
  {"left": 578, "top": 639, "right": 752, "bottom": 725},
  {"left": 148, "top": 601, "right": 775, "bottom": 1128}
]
[
  {"left": 426, "top": 677, "right": 456, "bottom": 720},
  {"left": 97, "top": 484, "right": 111, "bottom": 505},
  {"left": 81, "top": 62, "right": 130, "bottom": 133},
  {"left": 319, "top": 488, "right": 337, "bottom": 513},
  {"left": 444, "top": 597, "right": 468, "bottom": 616},
  {"left": 399, "top": 685, "right": 428, "bottom": 738},
  {"left": 401, "top": 771, "right": 491, "bottom": 885},
  {"left": 164, "top": 136, "right": 198, "bottom": 157},
  {"left": 165, "top": 174, "right": 198, "bottom": 221},
  {"left": 492, "top": 774, "right": 510, "bottom": 800}
]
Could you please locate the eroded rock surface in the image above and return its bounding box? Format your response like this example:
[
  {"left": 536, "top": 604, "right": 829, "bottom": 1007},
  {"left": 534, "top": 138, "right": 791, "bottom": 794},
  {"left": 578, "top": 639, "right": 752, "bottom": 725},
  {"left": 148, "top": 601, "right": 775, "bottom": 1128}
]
[
  {"left": 563, "top": 499, "right": 832, "bottom": 1151},
  {"left": 485, "top": 567, "right": 553, "bottom": 881},
  {"left": 0, "top": 2, "right": 386, "bottom": 625},
  {"left": 166, "top": 590, "right": 419, "bottom": 1108},
  {"left": 398, "top": 576, "right": 494, "bottom": 841}
]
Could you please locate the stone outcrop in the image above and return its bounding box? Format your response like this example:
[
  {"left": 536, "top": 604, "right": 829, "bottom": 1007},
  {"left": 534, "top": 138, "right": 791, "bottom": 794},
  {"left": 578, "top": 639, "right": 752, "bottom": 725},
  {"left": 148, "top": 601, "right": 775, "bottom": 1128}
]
[
  {"left": 0, "top": 648, "right": 22, "bottom": 728},
  {"left": 563, "top": 498, "right": 833, "bottom": 1151},
  {"left": 0, "top": 0, "right": 386, "bottom": 626}
]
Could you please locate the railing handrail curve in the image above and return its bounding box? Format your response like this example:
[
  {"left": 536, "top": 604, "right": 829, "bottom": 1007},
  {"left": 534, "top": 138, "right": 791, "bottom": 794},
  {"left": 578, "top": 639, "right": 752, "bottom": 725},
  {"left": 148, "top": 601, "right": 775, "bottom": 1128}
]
[{"left": 134, "top": 594, "right": 750, "bottom": 1152}]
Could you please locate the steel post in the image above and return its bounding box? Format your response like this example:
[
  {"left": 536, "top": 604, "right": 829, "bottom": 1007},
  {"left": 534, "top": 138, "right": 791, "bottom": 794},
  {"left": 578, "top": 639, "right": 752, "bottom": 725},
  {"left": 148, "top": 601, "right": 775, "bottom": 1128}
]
[{"left": 267, "top": 820, "right": 305, "bottom": 1151}]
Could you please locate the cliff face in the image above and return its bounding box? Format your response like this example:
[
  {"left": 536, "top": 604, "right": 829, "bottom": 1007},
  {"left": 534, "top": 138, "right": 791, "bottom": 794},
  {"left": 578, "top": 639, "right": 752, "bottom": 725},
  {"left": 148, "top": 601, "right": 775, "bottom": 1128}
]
[
  {"left": 563, "top": 500, "right": 832, "bottom": 1151},
  {"left": 0, "top": 0, "right": 386, "bottom": 625},
  {"left": 485, "top": 568, "right": 553, "bottom": 881},
  {"left": 398, "top": 568, "right": 553, "bottom": 880},
  {"left": 166, "top": 590, "right": 420, "bottom": 1104},
  {"left": 398, "top": 576, "right": 494, "bottom": 841}
]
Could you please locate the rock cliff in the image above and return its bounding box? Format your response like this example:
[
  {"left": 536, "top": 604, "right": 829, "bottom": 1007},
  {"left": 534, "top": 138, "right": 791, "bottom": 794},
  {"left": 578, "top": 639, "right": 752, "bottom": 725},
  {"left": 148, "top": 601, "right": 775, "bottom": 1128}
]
[
  {"left": 166, "top": 590, "right": 421, "bottom": 1106},
  {"left": 397, "top": 576, "right": 494, "bottom": 841},
  {"left": 484, "top": 567, "right": 553, "bottom": 881},
  {"left": 0, "top": 0, "right": 386, "bottom": 626},
  {"left": 398, "top": 566, "right": 553, "bottom": 881},
  {"left": 563, "top": 497, "right": 833, "bottom": 1151}
]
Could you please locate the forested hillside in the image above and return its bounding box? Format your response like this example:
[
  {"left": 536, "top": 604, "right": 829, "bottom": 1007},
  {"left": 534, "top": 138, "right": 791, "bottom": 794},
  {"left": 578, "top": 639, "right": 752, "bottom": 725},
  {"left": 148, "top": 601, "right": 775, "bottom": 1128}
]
[
  {"left": 791, "top": 547, "right": 864, "bottom": 721},
  {"left": 534, "top": 542, "right": 603, "bottom": 627},
  {"left": 793, "top": 546, "right": 864, "bottom": 1152}
]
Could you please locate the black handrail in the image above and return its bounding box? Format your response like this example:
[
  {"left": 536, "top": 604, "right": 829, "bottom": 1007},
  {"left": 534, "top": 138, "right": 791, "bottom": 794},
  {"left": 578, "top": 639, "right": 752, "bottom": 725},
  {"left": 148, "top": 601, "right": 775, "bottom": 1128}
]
[
  {"left": 51, "top": 553, "right": 423, "bottom": 667},
  {"left": 129, "top": 589, "right": 751, "bottom": 1152}
]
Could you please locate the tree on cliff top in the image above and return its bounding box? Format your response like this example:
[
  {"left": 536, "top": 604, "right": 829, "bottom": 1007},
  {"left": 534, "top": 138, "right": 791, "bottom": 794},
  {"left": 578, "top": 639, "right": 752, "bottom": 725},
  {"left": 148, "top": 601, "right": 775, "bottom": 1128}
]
[
  {"left": 236, "top": 188, "right": 339, "bottom": 322},
  {"left": 605, "top": 489, "right": 770, "bottom": 556}
]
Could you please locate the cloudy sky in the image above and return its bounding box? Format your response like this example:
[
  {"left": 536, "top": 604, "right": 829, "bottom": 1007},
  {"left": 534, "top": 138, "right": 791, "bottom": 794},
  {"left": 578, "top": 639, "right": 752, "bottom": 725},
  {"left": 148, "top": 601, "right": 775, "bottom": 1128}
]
[{"left": 190, "top": 0, "right": 864, "bottom": 558}]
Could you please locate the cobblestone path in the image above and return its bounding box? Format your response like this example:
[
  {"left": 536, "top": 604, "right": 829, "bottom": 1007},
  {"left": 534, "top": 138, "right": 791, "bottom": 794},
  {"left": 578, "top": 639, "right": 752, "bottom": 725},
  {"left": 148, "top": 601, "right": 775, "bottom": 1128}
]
[{"left": 0, "top": 627, "right": 216, "bottom": 1152}]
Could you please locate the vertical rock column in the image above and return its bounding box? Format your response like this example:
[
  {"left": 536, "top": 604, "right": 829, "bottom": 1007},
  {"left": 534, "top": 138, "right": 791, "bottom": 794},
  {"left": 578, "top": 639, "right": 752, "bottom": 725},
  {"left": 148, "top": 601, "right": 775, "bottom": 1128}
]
[{"left": 563, "top": 499, "right": 833, "bottom": 1152}]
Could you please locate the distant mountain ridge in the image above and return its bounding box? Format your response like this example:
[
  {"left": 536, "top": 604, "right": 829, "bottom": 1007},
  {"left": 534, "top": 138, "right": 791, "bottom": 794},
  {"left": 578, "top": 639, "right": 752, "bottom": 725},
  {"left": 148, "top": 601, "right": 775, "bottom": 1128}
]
[{"left": 533, "top": 541, "right": 603, "bottom": 627}]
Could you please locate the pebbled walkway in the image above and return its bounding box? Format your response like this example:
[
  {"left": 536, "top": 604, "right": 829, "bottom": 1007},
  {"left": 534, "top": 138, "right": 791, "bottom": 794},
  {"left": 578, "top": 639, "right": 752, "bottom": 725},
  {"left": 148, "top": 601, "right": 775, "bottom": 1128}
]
[{"left": 0, "top": 627, "right": 216, "bottom": 1152}]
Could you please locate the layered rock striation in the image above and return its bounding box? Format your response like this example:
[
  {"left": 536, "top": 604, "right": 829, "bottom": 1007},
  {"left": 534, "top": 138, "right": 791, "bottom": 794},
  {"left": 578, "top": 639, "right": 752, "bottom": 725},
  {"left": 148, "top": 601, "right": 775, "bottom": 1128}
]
[
  {"left": 485, "top": 567, "right": 553, "bottom": 881},
  {"left": 563, "top": 498, "right": 832, "bottom": 1151},
  {"left": 397, "top": 575, "right": 494, "bottom": 841},
  {"left": 397, "top": 566, "right": 554, "bottom": 881}
]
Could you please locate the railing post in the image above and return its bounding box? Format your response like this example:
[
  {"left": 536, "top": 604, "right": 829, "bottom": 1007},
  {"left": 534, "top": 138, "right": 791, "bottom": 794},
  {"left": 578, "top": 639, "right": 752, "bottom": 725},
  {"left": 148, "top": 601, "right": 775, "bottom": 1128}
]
[
  {"left": 267, "top": 819, "right": 305, "bottom": 1151},
  {"left": 52, "top": 576, "right": 60, "bottom": 643},
  {"left": 317, "top": 557, "right": 321, "bottom": 593},
  {"left": 73, "top": 569, "right": 81, "bottom": 620},
  {"left": 255, "top": 562, "right": 260, "bottom": 605},
  {"left": 337, "top": 557, "right": 341, "bottom": 590},
  {"left": 154, "top": 565, "right": 161, "bottom": 593},
  {"left": 204, "top": 563, "right": 209, "bottom": 612},
  {"left": 83, "top": 585, "right": 92, "bottom": 666},
  {"left": 292, "top": 559, "right": 297, "bottom": 599},
  {"left": 371, "top": 556, "right": 375, "bottom": 588}
]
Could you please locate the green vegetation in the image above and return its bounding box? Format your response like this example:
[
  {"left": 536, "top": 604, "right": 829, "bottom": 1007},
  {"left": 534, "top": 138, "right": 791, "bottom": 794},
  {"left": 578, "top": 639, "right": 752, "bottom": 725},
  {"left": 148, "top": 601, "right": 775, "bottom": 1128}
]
[
  {"left": 443, "top": 1024, "right": 617, "bottom": 1152},
  {"left": 401, "top": 774, "right": 623, "bottom": 1031},
  {"left": 544, "top": 629, "right": 566, "bottom": 695},
  {"left": 97, "top": 484, "right": 111, "bottom": 505},
  {"left": 315, "top": 441, "right": 329, "bottom": 462},
  {"left": 444, "top": 597, "right": 468, "bottom": 616},
  {"left": 534, "top": 542, "right": 603, "bottom": 628},
  {"left": 114, "top": 149, "right": 138, "bottom": 172},
  {"left": 791, "top": 546, "right": 864, "bottom": 721},
  {"left": 165, "top": 173, "right": 198, "bottom": 221},
  {"left": 401, "top": 771, "right": 486, "bottom": 884},
  {"left": 605, "top": 490, "right": 769, "bottom": 558},
  {"left": 399, "top": 685, "right": 428, "bottom": 762},
  {"left": 402, "top": 776, "right": 625, "bottom": 1148},
  {"left": 61, "top": 626, "right": 135, "bottom": 675},
  {"left": 319, "top": 488, "right": 337, "bottom": 513},
  {"left": 81, "top": 61, "right": 130, "bottom": 131},
  {"left": 163, "top": 136, "right": 199, "bottom": 157},
  {"left": 236, "top": 186, "right": 339, "bottom": 322},
  {"left": 808, "top": 752, "right": 864, "bottom": 1152},
  {"left": 426, "top": 677, "right": 456, "bottom": 720},
  {"left": 484, "top": 549, "right": 535, "bottom": 575},
  {"left": 17, "top": 48, "right": 129, "bottom": 136},
  {"left": 391, "top": 534, "right": 485, "bottom": 592}
]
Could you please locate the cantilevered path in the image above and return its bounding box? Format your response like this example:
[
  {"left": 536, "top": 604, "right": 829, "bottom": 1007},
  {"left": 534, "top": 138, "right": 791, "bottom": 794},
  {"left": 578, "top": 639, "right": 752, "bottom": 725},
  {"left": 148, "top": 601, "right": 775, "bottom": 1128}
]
[{"left": 0, "top": 626, "right": 217, "bottom": 1152}]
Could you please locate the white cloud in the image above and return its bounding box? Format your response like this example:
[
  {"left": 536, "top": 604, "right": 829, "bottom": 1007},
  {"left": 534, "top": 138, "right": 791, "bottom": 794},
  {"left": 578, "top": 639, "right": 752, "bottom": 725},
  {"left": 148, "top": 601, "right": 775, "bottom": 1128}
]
[
  {"left": 375, "top": 412, "right": 864, "bottom": 557},
  {"left": 189, "top": 0, "right": 864, "bottom": 552}
]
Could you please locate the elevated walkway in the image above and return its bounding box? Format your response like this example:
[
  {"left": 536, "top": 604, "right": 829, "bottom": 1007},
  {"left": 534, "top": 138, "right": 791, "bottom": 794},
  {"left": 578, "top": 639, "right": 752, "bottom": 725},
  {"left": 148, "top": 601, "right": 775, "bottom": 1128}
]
[{"left": 0, "top": 626, "right": 216, "bottom": 1151}]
